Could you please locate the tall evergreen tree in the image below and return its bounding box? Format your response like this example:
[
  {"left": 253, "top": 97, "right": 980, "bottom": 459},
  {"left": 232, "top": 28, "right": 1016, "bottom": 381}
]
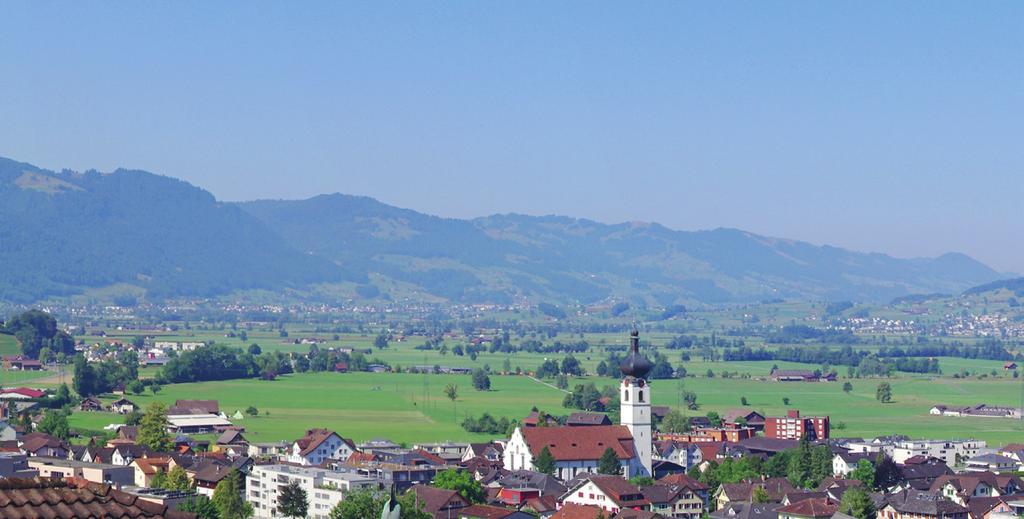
[
  {"left": 598, "top": 447, "right": 622, "bottom": 475},
  {"left": 212, "top": 469, "right": 252, "bottom": 519},
  {"left": 534, "top": 446, "right": 556, "bottom": 476},
  {"left": 278, "top": 480, "right": 309, "bottom": 518},
  {"left": 137, "top": 402, "right": 173, "bottom": 452},
  {"left": 840, "top": 487, "right": 876, "bottom": 519}
]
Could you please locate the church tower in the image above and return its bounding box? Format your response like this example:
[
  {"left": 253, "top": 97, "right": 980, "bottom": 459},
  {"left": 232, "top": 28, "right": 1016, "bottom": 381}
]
[{"left": 619, "top": 328, "right": 653, "bottom": 478}]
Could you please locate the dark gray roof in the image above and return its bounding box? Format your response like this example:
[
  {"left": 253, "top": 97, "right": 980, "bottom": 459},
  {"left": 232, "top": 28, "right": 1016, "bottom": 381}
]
[
  {"left": 884, "top": 490, "right": 967, "bottom": 516},
  {"left": 711, "top": 502, "right": 782, "bottom": 519}
]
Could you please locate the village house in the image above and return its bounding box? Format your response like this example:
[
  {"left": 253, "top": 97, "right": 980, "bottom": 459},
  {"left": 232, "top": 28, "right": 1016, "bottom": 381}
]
[
  {"left": 131, "top": 456, "right": 177, "bottom": 487},
  {"left": 722, "top": 410, "right": 767, "bottom": 431},
  {"left": 79, "top": 396, "right": 104, "bottom": 412},
  {"left": 929, "top": 473, "right": 1023, "bottom": 505},
  {"left": 19, "top": 432, "right": 68, "bottom": 458},
  {"left": 832, "top": 451, "right": 875, "bottom": 477},
  {"left": 410, "top": 484, "right": 470, "bottom": 518},
  {"left": 879, "top": 489, "right": 969, "bottom": 519},
  {"left": 776, "top": 497, "right": 839, "bottom": 519},
  {"left": 110, "top": 397, "right": 138, "bottom": 414},
  {"left": 560, "top": 475, "right": 651, "bottom": 515},
  {"left": 457, "top": 504, "right": 536, "bottom": 519},
  {"left": 714, "top": 478, "right": 797, "bottom": 509},
  {"left": 286, "top": 428, "right": 357, "bottom": 466},
  {"left": 644, "top": 473, "right": 709, "bottom": 519},
  {"left": 28, "top": 456, "right": 135, "bottom": 486}
]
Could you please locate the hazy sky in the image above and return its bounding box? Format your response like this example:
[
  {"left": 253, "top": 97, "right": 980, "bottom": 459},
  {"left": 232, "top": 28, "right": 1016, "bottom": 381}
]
[{"left": 1, "top": 2, "right": 1021, "bottom": 272}]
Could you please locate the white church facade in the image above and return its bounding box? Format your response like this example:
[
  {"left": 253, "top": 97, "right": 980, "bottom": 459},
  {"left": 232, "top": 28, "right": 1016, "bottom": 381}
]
[{"left": 503, "top": 329, "right": 654, "bottom": 479}]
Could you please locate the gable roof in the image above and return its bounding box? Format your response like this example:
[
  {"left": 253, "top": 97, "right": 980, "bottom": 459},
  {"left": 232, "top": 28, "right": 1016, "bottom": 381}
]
[
  {"left": 169, "top": 400, "right": 219, "bottom": 415},
  {"left": 584, "top": 475, "right": 650, "bottom": 508},
  {"left": 457, "top": 504, "right": 521, "bottom": 518},
  {"left": 550, "top": 503, "right": 605, "bottom": 519},
  {"left": 884, "top": 490, "right": 968, "bottom": 516},
  {"left": 294, "top": 428, "right": 354, "bottom": 457},
  {"left": 777, "top": 497, "right": 838, "bottom": 518},
  {"left": 216, "top": 429, "right": 246, "bottom": 445},
  {"left": 521, "top": 425, "right": 635, "bottom": 462},
  {"left": 657, "top": 473, "right": 708, "bottom": 491},
  {"left": 566, "top": 412, "right": 612, "bottom": 426},
  {"left": 410, "top": 485, "right": 467, "bottom": 514}
]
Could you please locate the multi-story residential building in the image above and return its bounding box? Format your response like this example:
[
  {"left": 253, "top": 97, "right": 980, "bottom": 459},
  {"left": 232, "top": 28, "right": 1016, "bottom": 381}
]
[
  {"left": 892, "top": 440, "right": 986, "bottom": 467},
  {"left": 764, "top": 411, "right": 829, "bottom": 440},
  {"left": 560, "top": 475, "right": 651, "bottom": 515},
  {"left": 246, "top": 464, "right": 377, "bottom": 519}
]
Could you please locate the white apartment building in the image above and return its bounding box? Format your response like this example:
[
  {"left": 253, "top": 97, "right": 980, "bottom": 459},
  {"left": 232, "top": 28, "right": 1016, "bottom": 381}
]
[
  {"left": 247, "top": 464, "right": 377, "bottom": 519},
  {"left": 892, "top": 439, "right": 986, "bottom": 466}
]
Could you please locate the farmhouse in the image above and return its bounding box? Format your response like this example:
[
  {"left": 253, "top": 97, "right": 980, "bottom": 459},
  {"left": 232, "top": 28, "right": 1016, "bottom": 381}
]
[
  {"left": 769, "top": 369, "right": 834, "bottom": 382},
  {"left": 110, "top": 397, "right": 138, "bottom": 414},
  {"left": 168, "top": 399, "right": 219, "bottom": 415},
  {"left": 166, "top": 414, "right": 233, "bottom": 435}
]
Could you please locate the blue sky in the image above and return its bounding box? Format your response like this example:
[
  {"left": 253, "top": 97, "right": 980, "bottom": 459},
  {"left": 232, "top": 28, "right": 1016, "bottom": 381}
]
[{"left": 1, "top": 2, "right": 1021, "bottom": 272}]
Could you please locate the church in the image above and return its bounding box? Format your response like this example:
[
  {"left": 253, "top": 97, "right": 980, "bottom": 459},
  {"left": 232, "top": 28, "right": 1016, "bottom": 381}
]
[{"left": 502, "top": 329, "right": 654, "bottom": 480}]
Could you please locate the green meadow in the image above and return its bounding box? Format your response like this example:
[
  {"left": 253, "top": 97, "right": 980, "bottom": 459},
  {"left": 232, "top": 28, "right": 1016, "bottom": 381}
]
[{"left": 69, "top": 369, "right": 1024, "bottom": 446}]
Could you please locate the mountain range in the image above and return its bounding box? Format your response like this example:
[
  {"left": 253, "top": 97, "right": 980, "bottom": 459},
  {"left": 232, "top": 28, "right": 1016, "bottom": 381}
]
[{"left": 0, "top": 157, "right": 1006, "bottom": 305}]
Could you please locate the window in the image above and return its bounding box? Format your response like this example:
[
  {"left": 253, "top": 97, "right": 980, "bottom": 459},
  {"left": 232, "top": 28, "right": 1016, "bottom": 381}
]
[
  {"left": 623, "top": 390, "right": 629, "bottom": 402},
  {"left": 639, "top": 390, "right": 644, "bottom": 402}
]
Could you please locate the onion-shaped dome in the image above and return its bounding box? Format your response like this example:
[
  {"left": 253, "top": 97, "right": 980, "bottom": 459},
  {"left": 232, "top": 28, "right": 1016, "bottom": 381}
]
[{"left": 619, "top": 328, "right": 652, "bottom": 379}]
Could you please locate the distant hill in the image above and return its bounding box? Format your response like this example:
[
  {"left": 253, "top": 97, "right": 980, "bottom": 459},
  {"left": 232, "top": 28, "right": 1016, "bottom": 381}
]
[
  {"left": 0, "top": 157, "right": 340, "bottom": 303},
  {"left": 963, "top": 277, "right": 1024, "bottom": 296},
  {"left": 237, "top": 195, "right": 1002, "bottom": 305},
  {"left": 0, "top": 156, "right": 1006, "bottom": 305}
]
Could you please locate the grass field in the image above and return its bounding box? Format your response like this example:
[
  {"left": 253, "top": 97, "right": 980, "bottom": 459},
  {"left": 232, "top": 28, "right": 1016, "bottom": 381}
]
[
  {"left": 0, "top": 334, "right": 21, "bottom": 356},
  {"left": 67, "top": 369, "right": 1024, "bottom": 446}
]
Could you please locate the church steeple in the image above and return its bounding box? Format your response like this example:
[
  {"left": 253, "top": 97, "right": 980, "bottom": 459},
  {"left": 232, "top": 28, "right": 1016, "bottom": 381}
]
[
  {"left": 619, "top": 326, "right": 653, "bottom": 478},
  {"left": 619, "top": 327, "right": 652, "bottom": 379}
]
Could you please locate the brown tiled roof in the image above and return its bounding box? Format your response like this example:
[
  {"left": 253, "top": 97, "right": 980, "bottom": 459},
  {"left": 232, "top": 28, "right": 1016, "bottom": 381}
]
[
  {"left": 551, "top": 503, "right": 605, "bottom": 519},
  {"left": 410, "top": 485, "right": 468, "bottom": 515},
  {"left": 134, "top": 457, "right": 173, "bottom": 476},
  {"left": 294, "top": 428, "right": 355, "bottom": 457},
  {"left": 966, "top": 496, "right": 1008, "bottom": 519},
  {"left": 523, "top": 494, "right": 557, "bottom": 513},
  {"left": 20, "top": 434, "right": 66, "bottom": 453},
  {"left": 457, "top": 504, "right": 519, "bottom": 518},
  {"left": 657, "top": 473, "right": 708, "bottom": 491},
  {"left": 521, "top": 425, "right": 635, "bottom": 461},
  {"left": 776, "top": 497, "right": 839, "bottom": 518},
  {"left": 0, "top": 478, "right": 195, "bottom": 518},
  {"left": 587, "top": 476, "right": 650, "bottom": 508}
]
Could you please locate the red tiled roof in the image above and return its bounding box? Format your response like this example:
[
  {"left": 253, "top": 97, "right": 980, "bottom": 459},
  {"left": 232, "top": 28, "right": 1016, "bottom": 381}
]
[
  {"left": 587, "top": 476, "right": 650, "bottom": 507},
  {"left": 0, "top": 387, "right": 45, "bottom": 399},
  {"left": 551, "top": 503, "right": 605, "bottom": 519},
  {"left": 0, "top": 478, "right": 195, "bottom": 518},
  {"left": 777, "top": 497, "right": 838, "bottom": 518},
  {"left": 410, "top": 485, "right": 467, "bottom": 514},
  {"left": 521, "top": 425, "right": 635, "bottom": 461},
  {"left": 458, "top": 504, "right": 519, "bottom": 518},
  {"left": 657, "top": 473, "right": 708, "bottom": 491}
]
